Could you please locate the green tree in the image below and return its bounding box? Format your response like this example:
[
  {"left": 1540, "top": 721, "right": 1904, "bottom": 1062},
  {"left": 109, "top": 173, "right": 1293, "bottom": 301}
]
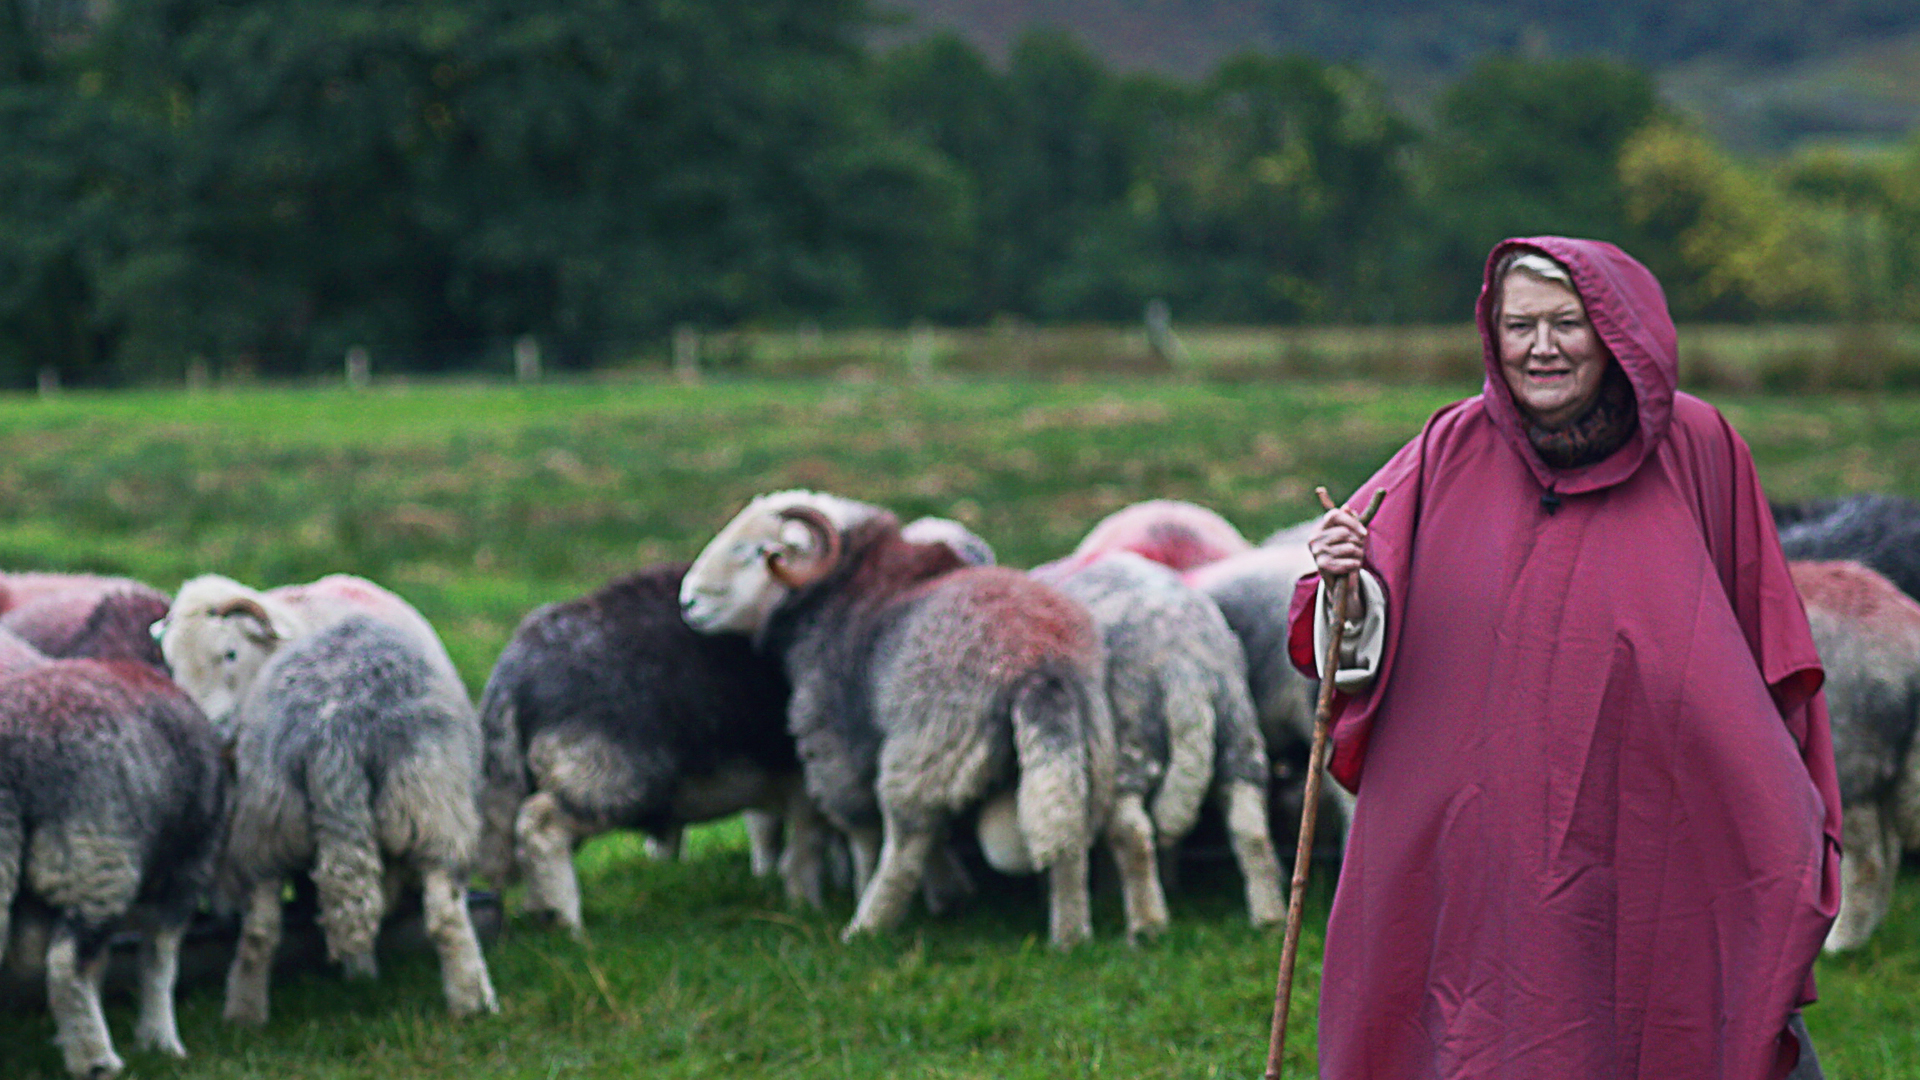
[
  {"left": 1111, "top": 54, "right": 1415, "bottom": 322},
  {"left": 1421, "top": 56, "right": 1662, "bottom": 315},
  {"left": 0, "top": 0, "right": 121, "bottom": 385},
  {"left": 1621, "top": 121, "right": 1842, "bottom": 319},
  {"left": 95, "top": 0, "right": 959, "bottom": 375}
]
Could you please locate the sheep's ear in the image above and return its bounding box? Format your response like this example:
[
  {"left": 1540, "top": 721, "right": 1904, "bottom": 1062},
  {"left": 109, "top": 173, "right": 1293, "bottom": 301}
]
[
  {"left": 211, "top": 596, "right": 286, "bottom": 645},
  {"left": 766, "top": 506, "right": 841, "bottom": 589}
]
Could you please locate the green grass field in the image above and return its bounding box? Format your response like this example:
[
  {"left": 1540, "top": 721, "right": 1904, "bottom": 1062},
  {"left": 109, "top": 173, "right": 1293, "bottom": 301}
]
[{"left": 0, "top": 374, "right": 1915, "bottom": 1078}]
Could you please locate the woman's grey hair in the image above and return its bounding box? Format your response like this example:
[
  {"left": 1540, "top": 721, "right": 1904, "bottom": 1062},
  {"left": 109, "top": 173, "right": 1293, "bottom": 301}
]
[{"left": 1492, "top": 250, "right": 1576, "bottom": 317}]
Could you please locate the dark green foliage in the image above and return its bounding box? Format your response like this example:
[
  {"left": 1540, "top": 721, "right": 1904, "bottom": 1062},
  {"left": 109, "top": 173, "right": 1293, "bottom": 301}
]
[
  {"left": 1418, "top": 55, "right": 1663, "bottom": 315},
  {"left": 67, "top": 0, "right": 967, "bottom": 377},
  {"left": 5, "top": 6, "right": 1920, "bottom": 382}
]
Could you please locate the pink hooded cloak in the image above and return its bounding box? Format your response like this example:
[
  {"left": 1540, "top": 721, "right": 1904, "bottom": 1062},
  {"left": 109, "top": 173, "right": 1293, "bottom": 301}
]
[{"left": 1287, "top": 237, "right": 1841, "bottom": 1079}]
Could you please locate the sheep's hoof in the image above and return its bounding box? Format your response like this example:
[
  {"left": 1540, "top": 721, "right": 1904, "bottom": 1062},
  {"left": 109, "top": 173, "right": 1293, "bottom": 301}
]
[
  {"left": 134, "top": 1026, "right": 187, "bottom": 1058},
  {"left": 223, "top": 1000, "right": 268, "bottom": 1027},
  {"left": 1124, "top": 920, "right": 1169, "bottom": 947},
  {"left": 82, "top": 1057, "right": 124, "bottom": 1080},
  {"left": 448, "top": 983, "right": 500, "bottom": 1018},
  {"left": 1049, "top": 926, "right": 1093, "bottom": 952}
]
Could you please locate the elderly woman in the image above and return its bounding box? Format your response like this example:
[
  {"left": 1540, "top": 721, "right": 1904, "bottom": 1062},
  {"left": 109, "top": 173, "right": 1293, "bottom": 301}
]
[{"left": 1291, "top": 237, "right": 1840, "bottom": 1079}]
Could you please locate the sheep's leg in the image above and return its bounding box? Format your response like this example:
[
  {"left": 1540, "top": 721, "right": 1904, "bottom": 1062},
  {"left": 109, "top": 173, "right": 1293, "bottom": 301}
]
[
  {"left": 1045, "top": 845, "right": 1094, "bottom": 950},
  {"left": 1826, "top": 801, "right": 1898, "bottom": 953},
  {"left": 133, "top": 921, "right": 189, "bottom": 1058},
  {"left": 745, "top": 809, "right": 782, "bottom": 877},
  {"left": 47, "top": 924, "right": 121, "bottom": 1079},
  {"left": 1224, "top": 779, "right": 1287, "bottom": 928},
  {"left": 842, "top": 820, "right": 935, "bottom": 941},
  {"left": 644, "top": 825, "right": 682, "bottom": 863},
  {"left": 516, "top": 791, "right": 585, "bottom": 935},
  {"left": 846, "top": 826, "right": 882, "bottom": 901},
  {"left": 224, "top": 877, "right": 284, "bottom": 1026},
  {"left": 421, "top": 866, "right": 499, "bottom": 1017},
  {"left": 776, "top": 792, "right": 828, "bottom": 909},
  {"left": 1105, "top": 792, "right": 1168, "bottom": 942}
]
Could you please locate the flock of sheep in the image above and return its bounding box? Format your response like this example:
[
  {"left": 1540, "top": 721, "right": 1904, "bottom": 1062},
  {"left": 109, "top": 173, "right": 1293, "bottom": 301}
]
[{"left": 2, "top": 486, "right": 1917, "bottom": 1078}]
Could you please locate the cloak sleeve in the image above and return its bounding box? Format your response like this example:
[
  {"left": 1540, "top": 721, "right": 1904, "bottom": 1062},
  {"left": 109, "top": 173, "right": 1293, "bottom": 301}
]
[{"left": 1286, "top": 405, "right": 1456, "bottom": 792}]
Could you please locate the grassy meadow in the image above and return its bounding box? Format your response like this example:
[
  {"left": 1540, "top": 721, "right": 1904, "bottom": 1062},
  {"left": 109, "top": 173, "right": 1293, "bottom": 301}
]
[{"left": 0, "top": 372, "right": 1915, "bottom": 1078}]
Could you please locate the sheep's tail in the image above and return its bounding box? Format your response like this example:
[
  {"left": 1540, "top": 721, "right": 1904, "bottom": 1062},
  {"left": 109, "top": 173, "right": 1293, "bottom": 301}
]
[
  {"left": 1010, "top": 666, "right": 1098, "bottom": 870},
  {"left": 1148, "top": 657, "right": 1218, "bottom": 845},
  {"left": 306, "top": 744, "right": 387, "bottom": 967},
  {"left": 0, "top": 789, "right": 20, "bottom": 965},
  {"left": 475, "top": 675, "right": 527, "bottom": 888}
]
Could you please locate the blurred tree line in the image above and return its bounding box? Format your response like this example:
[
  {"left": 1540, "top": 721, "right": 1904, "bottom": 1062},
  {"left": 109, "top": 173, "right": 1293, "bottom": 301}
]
[{"left": 2, "top": 0, "right": 1919, "bottom": 385}]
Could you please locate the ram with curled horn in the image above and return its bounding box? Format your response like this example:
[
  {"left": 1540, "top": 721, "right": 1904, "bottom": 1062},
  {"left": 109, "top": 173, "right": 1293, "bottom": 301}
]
[
  {"left": 682, "top": 489, "right": 1124, "bottom": 949},
  {"left": 765, "top": 505, "right": 842, "bottom": 590}
]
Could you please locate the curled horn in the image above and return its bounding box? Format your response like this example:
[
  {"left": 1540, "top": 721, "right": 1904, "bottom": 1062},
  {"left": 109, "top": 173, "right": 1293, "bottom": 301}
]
[
  {"left": 766, "top": 505, "right": 842, "bottom": 590},
  {"left": 211, "top": 595, "right": 282, "bottom": 641}
]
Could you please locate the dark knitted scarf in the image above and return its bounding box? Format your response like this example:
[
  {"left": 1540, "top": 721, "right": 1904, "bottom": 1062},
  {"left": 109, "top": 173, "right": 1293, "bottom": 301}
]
[{"left": 1524, "top": 363, "right": 1638, "bottom": 470}]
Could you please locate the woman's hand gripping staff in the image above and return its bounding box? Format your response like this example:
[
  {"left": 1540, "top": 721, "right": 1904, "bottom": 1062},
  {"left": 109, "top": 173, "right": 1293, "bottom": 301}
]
[{"left": 1264, "top": 485, "right": 1385, "bottom": 1079}]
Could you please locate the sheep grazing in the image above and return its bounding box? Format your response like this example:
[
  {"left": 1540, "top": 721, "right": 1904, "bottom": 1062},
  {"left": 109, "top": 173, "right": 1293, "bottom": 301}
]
[
  {"left": 1034, "top": 552, "right": 1286, "bottom": 931},
  {"left": 682, "top": 491, "right": 1120, "bottom": 949},
  {"left": 1777, "top": 494, "right": 1920, "bottom": 601},
  {"left": 1790, "top": 560, "right": 1920, "bottom": 952},
  {"left": 0, "top": 629, "right": 226, "bottom": 1079},
  {"left": 477, "top": 562, "right": 811, "bottom": 934},
  {"left": 1041, "top": 499, "right": 1253, "bottom": 578},
  {"left": 1180, "top": 539, "right": 1357, "bottom": 856},
  {"left": 159, "top": 575, "right": 496, "bottom": 1023}
]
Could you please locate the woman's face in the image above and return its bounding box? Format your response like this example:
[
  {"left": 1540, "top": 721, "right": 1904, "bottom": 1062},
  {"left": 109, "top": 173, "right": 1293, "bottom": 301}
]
[{"left": 1497, "top": 273, "right": 1609, "bottom": 429}]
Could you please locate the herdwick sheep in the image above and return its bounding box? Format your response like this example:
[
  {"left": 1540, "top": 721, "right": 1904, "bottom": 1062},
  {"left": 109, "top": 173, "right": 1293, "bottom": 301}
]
[
  {"left": 1033, "top": 552, "right": 1286, "bottom": 930},
  {"left": 477, "top": 563, "right": 816, "bottom": 934},
  {"left": 0, "top": 628, "right": 226, "bottom": 1078},
  {"left": 0, "top": 573, "right": 153, "bottom": 615},
  {"left": 1, "top": 582, "right": 171, "bottom": 668},
  {"left": 1790, "top": 560, "right": 1920, "bottom": 952},
  {"left": 682, "top": 491, "right": 1120, "bottom": 948},
  {"left": 1777, "top": 494, "right": 1920, "bottom": 602},
  {"left": 1040, "top": 499, "right": 1253, "bottom": 579},
  {"left": 158, "top": 576, "right": 495, "bottom": 1023},
  {"left": 1180, "top": 539, "right": 1357, "bottom": 856},
  {"left": 157, "top": 573, "right": 460, "bottom": 728}
]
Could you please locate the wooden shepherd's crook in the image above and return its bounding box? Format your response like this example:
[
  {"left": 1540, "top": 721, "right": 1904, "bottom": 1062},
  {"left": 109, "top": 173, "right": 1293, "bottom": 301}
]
[{"left": 1264, "top": 484, "right": 1385, "bottom": 1080}]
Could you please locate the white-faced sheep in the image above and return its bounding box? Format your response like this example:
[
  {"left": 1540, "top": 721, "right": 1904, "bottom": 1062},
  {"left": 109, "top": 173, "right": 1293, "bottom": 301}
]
[
  {"left": 159, "top": 573, "right": 459, "bottom": 728},
  {"left": 681, "top": 491, "right": 1119, "bottom": 948},
  {"left": 1790, "top": 560, "right": 1920, "bottom": 952},
  {"left": 0, "top": 629, "right": 226, "bottom": 1079},
  {"left": 1033, "top": 552, "right": 1286, "bottom": 932},
  {"left": 477, "top": 563, "right": 815, "bottom": 934},
  {"left": 158, "top": 575, "right": 495, "bottom": 1023}
]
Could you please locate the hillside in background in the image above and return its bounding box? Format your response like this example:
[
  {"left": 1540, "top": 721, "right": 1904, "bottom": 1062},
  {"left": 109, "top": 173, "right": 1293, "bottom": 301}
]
[{"left": 875, "top": 0, "right": 1920, "bottom": 152}]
